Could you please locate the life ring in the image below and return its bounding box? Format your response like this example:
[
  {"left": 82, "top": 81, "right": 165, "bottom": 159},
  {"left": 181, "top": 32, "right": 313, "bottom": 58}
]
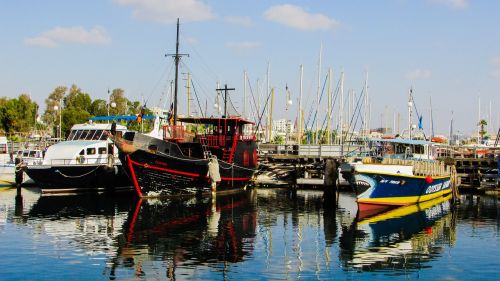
[{"left": 77, "top": 155, "right": 85, "bottom": 164}]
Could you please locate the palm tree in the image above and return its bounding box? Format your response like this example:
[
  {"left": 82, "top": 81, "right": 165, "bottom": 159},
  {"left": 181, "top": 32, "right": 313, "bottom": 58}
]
[{"left": 478, "top": 119, "right": 488, "bottom": 143}]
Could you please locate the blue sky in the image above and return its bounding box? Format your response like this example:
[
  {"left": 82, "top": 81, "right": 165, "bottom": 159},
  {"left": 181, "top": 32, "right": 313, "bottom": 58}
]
[{"left": 1, "top": 0, "right": 499, "bottom": 136}]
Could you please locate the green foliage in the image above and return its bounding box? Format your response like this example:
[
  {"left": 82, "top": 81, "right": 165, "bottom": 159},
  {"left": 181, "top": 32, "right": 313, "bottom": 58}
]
[
  {"left": 127, "top": 107, "right": 154, "bottom": 132},
  {"left": 272, "top": 135, "right": 285, "bottom": 144},
  {"left": 0, "top": 85, "right": 153, "bottom": 139},
  {"left": 0, "top": 94, "right": 38, "bottom": 138},
  {"left": 89, "top": 99, "right": 107, "bottom": 116},
  {"left": 62, "top": 108, "right": 91, "bottom": 136},
  {"left": 64, "top": 85, "right": 91, "bottom": 111},
  {"left": 109, "top": 88, "right": 128, "bottom": 115},
  {"left": 478, "top": 119, "right": 488, "bottom": 141}
]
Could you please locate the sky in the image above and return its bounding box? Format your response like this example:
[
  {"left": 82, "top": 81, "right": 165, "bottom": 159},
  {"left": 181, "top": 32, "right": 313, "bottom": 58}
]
[{"left": 1, "top": 0, "right": 499, "bottom": 137}]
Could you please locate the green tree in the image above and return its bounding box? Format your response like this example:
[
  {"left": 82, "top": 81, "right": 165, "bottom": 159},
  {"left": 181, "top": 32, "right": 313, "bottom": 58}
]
[
  {"left": 109, "top": 88, "right": 128, "bottom": 115},
  {"left": 0, "top": 94, "right": 38, "bottom": 137},
  {"left": 42, "top": 86, "right": 67, "bottom": 128},
  {"left": 62, "top": 108, "right": 91, "bottom": 137},
  {"left": 478, "top": 119, "right": 487, "bottom": 142},
  {"left": 89, "top": 99, "right": 107, "bottom": 116},
  {"left": 272, "top": 135, "right": 285, "bottom": 144},
  {"left": 64, "top": 84, "right": 91, "bottom": 111}
]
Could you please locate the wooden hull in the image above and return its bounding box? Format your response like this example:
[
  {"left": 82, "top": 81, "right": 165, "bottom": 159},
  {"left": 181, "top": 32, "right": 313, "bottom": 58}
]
[{"left": 117, "top": 132, "right": 258, "bottom": 197}]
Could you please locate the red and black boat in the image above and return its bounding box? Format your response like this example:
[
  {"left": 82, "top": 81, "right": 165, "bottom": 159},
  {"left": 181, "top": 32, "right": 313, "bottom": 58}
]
[
  {"left": 112, "top": 116, "right": 258, "bottom": 197},
  {"left": 111, "top": 19, "right": 258, "bottom": 197}
]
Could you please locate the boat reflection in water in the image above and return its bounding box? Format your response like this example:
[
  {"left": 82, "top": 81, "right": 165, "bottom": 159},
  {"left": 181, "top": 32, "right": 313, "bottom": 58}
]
[
  {"left": 25, "top": 190, "right": 257, "bottom": 279},
  {"left": 340, "top": 194, "right": 456, "bottom": 271},
  {"left": 112, "top": 191, "right": 257, "bottom": 279}
]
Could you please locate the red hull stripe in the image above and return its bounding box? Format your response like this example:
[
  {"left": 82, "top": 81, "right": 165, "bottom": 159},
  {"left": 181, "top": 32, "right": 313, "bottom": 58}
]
[
  {"left": 127, "top": 155, "right": 143, "bottom": 197},
  {"left": 127, "top": 198, "right": 142, "bottom": 242},
  {"left": 129, "top": 158, "right": 202, "bottom": 177},
  {"left": 128, "top": 158, "right": 251, "bottom": 182}
]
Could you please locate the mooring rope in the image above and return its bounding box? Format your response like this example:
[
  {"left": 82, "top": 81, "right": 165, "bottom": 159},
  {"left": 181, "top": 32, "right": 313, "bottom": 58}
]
[{"left": 55, "top": 165, "right": 102, "bottom": 178}]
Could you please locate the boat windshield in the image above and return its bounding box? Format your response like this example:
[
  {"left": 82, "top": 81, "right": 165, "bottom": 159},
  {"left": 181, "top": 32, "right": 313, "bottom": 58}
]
[
  {"left": 67, "top": 129, "right": 106, "bottom": 140},
  {"left": 371, "top": 140, "right": 430, "bottom": 159}
]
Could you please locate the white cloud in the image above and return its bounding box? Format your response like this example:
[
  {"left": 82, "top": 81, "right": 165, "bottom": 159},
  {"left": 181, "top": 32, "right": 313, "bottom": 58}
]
[
  {"left": 430, "top": 0, "right": 468, "bottom": 9},
  {"left": 405, "top": 69, "right": 432, "bottom": 80},
  {"left": 114, "top": 0, "right": 214, "bottom": 23},
  {"left": 226, "top": 41, "right": 261, "bottom": 50},
  {"left": 224, "top": 16, "right": 253, "bottom": 27},
  {"left": 491, "top": 57, "right": 500, "bottom": 66},
  {"left": 264, "top": 4, "right": 339, "bottom": 31},
  {"left": 24, "top": 26, "right": 111, "bottom": 48}
]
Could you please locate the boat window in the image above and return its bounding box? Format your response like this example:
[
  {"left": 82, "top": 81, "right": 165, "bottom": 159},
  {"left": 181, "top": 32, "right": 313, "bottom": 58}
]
[
  {"left": 86, "top": 130, "right": 96, "bottom": 140},
  {"left": 414, "top": 145, "right": 424, "bottom": 154},
  {"left": 100, "top": 131, "right": 109, "bottom": 140},
  {"left": 148, "top": 145, "right": 158, "bottom": 152},
  {"left": 98, "top": 147, "right": 107, "bottom": 154},
  {"left": 93, "top": 130, "right": 103, "bottom": 140},
  {"left": 68, "top": 130, "right": 76, "bottom": 140},
  {"left": 74, "top": 130, "right": 83, "bottom": 140},
  {"left": 79, "top": 149, "right": 84, "bottom": 155},
  {"left": 28, "top": 151, "right": 37, "bottom": 157},
  {"left": 23, "top": 151, "right": 29, "bottom": 157},
  {"left": 80, "top": 130, "right": 89, "bottom": 140},
  {"left": 86, "top": 148, "right": 96, "bottom": 155},
  {"left": 0, "top": 144, "right": 6, "bottom": 153}
]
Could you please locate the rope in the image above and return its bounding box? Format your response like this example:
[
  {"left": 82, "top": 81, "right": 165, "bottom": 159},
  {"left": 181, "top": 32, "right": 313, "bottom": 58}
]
[{"left": 55, "top": 165, "right": 102, "bottom": 178}]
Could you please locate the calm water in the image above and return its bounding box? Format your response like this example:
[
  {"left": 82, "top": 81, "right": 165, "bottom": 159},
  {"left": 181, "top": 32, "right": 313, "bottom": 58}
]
[{"left": 0, "top": 187, "right": 498, "bottom": 280}]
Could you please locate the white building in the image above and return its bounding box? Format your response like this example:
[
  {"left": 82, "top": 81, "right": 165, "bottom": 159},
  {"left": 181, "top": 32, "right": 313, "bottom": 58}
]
[{"left": 272, "top": 119, "right": 295, "bottom": 137}]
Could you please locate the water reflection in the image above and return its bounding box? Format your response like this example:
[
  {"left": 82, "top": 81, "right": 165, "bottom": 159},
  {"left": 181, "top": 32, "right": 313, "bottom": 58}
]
[
  {"left": 1, "top": 187, "right": 498, "bottom": 280},
  {"left": 109, "top": 191, "right": 257, "bottom": 279},
  {"left": 341, "top": 194, "right": 457, "bottom": 272}
]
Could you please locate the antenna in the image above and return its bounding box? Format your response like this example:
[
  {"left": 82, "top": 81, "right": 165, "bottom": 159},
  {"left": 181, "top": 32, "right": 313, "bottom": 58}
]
[{"left": 216, "top": 84, "right": 235, "bottom": 118}]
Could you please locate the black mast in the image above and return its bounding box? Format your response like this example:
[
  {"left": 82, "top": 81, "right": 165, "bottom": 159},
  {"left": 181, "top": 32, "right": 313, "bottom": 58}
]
[
  {"left": 173, "top": 18, "right": 180, "bottom": 125},
  {"left": 166, "top": 18, "right": 188, "bottom": 125},
  {"left": 216, "top": 84, "right": 235, "bottom": 118}
]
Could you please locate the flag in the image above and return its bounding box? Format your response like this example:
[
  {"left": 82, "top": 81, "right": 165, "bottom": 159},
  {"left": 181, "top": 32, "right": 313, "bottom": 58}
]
[
  {"left": 136, "top": 106, "right": 145, "bottom": 123},
  {"left": 418, "top": 116, "right": 423, "bottom": 130},
  {"left": 167, "top": 102, "right": 174, "bottom": 125}
]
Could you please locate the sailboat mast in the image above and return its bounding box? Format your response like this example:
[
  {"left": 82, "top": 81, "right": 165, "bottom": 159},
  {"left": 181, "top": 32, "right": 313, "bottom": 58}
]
[
  {"left": 173, "top": 18, "right": 180, "bottom": 126},
  {"left": 327, "top": 67, "right": 332, "bottom": 144},
  {"left": 339, "top": 71, "right": 344, "bottom": 151},
  {"left": 315, "top": 45, "right": 322, "bottom": 144},
  {"left": 297, "top": 65, "right": 303, "bottom": 145},
  {"left": 408, "top": 88, "right": 413, "bottom": 140}
]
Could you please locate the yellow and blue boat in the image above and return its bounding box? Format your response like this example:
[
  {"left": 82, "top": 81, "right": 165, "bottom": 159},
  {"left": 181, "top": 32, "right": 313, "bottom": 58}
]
[{"left": 346, "top": 139, "right": 453, "bottom": 214}]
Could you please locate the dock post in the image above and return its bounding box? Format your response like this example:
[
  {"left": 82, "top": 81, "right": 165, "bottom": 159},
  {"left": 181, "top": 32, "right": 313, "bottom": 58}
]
[
  {"left": 323, "top": 158, "right": 338, "bottom": 208},
  {"left": 14, "top": 157, "right": 23, "bottom": 187}
]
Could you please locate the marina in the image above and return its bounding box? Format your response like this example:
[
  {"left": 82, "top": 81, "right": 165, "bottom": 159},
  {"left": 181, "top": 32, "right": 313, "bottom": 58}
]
[{"left": 1, "top": 2, "right": 500, "bottom": 280}]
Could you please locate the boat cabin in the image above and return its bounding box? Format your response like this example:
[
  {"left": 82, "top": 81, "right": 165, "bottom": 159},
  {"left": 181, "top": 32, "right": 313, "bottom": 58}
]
[
  {"left": 0, "top": 136, "right": 10, "bottom": 165},
  {"left": 42, "top": 123, "right": 127, "bottom": 166},
  {"left": 161, "top": 117, "right": 256, "bottom": 162},
  {"left": 369, "top": 138, "right": 436, "bottom": 160}
]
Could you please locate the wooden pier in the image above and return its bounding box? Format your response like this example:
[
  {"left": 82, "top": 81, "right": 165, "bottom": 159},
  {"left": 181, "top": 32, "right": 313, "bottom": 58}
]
[{"left": 255, "top": 144, "right": 499, "bottom": 193}]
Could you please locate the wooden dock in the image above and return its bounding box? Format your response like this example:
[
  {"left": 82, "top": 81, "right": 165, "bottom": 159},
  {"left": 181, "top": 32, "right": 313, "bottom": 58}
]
[{"left": 255, "top": 144, "right": 499, "bottom": 193}]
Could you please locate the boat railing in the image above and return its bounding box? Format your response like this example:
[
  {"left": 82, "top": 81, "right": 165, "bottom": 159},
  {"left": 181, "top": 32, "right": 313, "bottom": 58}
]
[
  {"left": 41, "top": 156, "right": 117, "bottom": 166},
  {"left": 240, "top": 134, "right": 256, "bottom": 141},
  {"left": 198, "top": 135, "right": 226, "bottom": 147},
  {"left": 162, "top": 125, "right": 184, "bottom": 141}
]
